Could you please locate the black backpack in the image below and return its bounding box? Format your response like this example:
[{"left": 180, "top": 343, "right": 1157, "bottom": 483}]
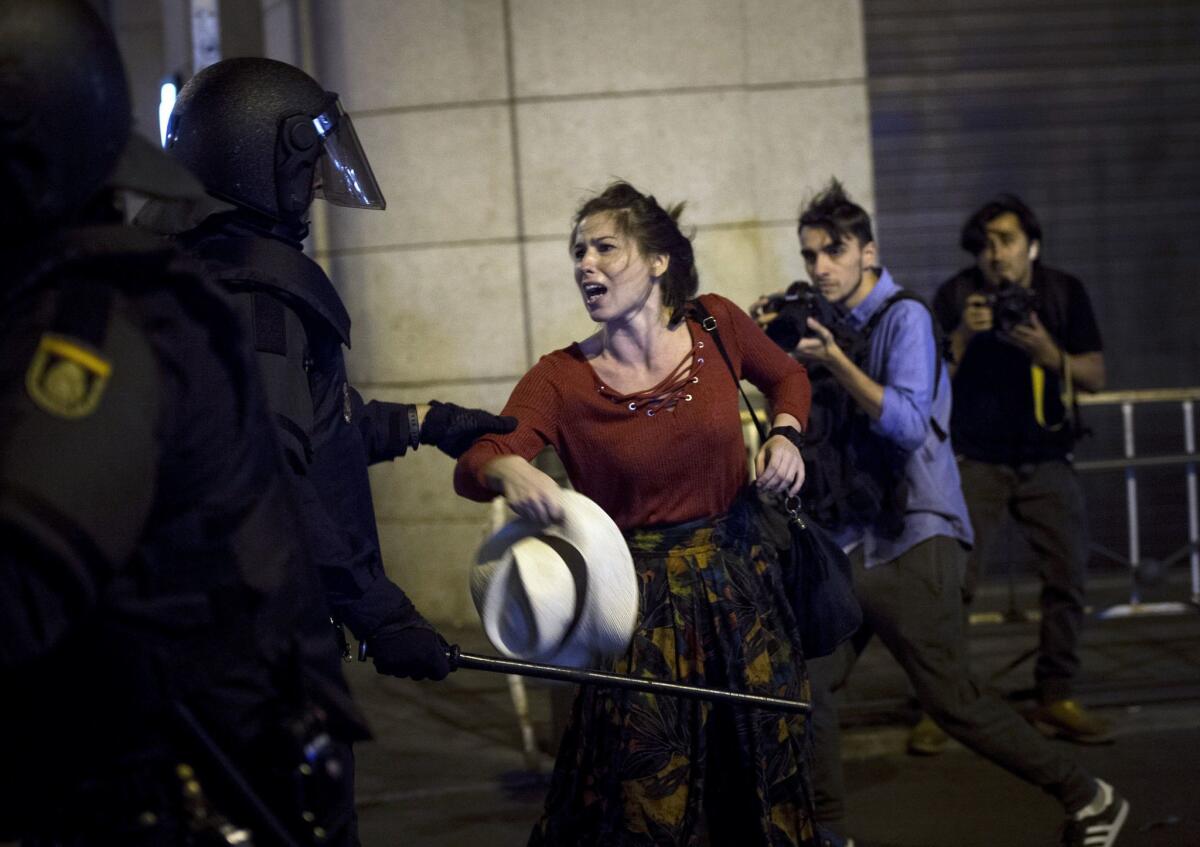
[{"left": 799, "top": 289, "right": 947, "bottom": 538}]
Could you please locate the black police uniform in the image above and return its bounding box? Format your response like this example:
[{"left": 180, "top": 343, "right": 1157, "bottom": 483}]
[
  {"left": 138, "top": 54, "right": 518, "bottom": 678},
  {"left": 0, "top": 225, "right": 370, "bottom": 846},
  {"left": 176, "top": 215, "right": 436, "bottom": 657}
]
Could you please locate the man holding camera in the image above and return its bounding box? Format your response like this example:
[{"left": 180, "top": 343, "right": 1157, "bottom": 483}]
[
  {"left": 932, "top": 194, "right": 1109, "bottom": 745},
  {"left": 758, "top": 180, "right": 1126, "bottom": 847}
]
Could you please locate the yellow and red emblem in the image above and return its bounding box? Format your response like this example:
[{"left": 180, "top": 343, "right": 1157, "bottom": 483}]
[{"left": 25, "top": 333, "right": 112, "bottom": 419}]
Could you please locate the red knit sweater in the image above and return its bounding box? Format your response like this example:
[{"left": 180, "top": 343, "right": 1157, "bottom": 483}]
[{"left": 455, "top": 293, "right": 811, "bottom": 529}]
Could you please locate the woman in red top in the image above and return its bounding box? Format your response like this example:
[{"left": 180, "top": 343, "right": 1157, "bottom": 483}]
[{"left": 455, "top": 181, "right": 817, "bottom": 846}]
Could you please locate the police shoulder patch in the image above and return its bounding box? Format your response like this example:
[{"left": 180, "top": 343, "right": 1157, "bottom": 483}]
[{"left": 25, "top": 333, "right": 113, "bottom": 419}]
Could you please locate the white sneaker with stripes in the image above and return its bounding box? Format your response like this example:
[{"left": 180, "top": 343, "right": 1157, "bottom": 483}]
[{"left": 1061, "top": 779, "right": 1129, "bottom": 847}]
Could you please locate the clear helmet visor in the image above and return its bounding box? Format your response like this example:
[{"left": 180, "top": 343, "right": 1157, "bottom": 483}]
[{"left": 312, "top": 100, "right": 386, "bottom": 210}]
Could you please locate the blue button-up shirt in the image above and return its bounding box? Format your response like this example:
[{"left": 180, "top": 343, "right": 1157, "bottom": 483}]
[{"left": 834, "top": 268, "right": 974, "bottom": 567}]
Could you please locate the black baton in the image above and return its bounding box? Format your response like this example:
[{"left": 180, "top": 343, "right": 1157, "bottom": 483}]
[{"left": 446, "top": 645, "right": 810, "bottom": 714}]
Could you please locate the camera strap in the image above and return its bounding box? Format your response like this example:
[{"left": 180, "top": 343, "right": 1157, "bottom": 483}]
[{"left": 1030, "top": 353, "right": 1074, "bottom": 432}]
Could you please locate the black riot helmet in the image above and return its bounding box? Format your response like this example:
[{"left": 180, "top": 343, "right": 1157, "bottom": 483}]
[
  {"left": 165, "top": 57, "right": 386, "bottom": 226},
  {"left": 0, "top": 0, "right": 132, "bottom": 238}
]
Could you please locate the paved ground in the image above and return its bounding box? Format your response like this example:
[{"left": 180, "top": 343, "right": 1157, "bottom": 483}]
[{"left": 350, "top": 579, "right": 1200, "bottom": 847}]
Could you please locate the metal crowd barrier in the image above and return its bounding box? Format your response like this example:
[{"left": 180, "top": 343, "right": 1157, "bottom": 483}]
[
  {"left": 741, "top": 386, "right": 1200, "bottom": 617},
  {"left": 1075, "top": 388, "right": 1200, "bottom": 616}
]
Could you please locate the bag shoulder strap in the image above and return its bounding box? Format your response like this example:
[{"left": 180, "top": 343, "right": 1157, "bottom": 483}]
[
  {"left": 863, "top": 288, "right": 946, "bottom": 397},
  {"left": 690, "top": 298, "right": 807, "bottom": 521},
  {"left": 860, "top": 288, "right": 949, "bottom": 442},
  {"left": 688, "top": 298, "right": 768, "bottom": 443}
]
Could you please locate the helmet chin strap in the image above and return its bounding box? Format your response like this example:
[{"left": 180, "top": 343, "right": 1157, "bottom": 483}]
[{"left": 222, "top": 205, "right": 309, "bottom": 249}]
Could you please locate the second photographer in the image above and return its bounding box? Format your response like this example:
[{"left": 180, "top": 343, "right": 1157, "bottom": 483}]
[
  {"left": 754, "top": 180, "right": 1127, "bottom": 847},
  {"left": 932, "top": 193, "right": 1110, "bottom": 745}
]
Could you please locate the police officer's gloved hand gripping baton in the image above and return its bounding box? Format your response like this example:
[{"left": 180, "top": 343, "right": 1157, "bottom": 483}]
[{"left": 359, "top": 640, "right": 810, "bottom": 715}]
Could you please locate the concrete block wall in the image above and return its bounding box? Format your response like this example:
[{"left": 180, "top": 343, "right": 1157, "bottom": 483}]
[
  {"left": 274, "top": 0, "right": 876, "bottom": 626},
  {"left": 110, "top": 0, "right": 167, "bottom": 147}
]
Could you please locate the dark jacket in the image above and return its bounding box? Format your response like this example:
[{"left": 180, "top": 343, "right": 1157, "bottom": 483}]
[
  {"left": 0, "top": 225, "right": 368, "bottom": 844},
  {"left": 932, "top": 264, "right": 1103, "bottom": 464},
  {"left": 179, "top": 216, "right": 423, "bottom": 641}
]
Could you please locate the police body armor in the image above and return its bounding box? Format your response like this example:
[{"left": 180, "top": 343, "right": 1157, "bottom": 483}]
[
  {"left": 0, "top": 226, "right": 369, "bottom": 846},
  {"left": 179, "top": 223, "right": 414, "bottom": 641}
]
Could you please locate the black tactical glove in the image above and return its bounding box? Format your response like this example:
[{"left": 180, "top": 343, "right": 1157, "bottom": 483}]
[
  {"left": 419, "top": 400, "right": 517, "bottom": 458},
  {"left": 367, "top": 620, "right": 452, "bottom": 681}
]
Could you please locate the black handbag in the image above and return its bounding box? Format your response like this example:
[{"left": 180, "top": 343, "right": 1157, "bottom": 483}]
[{"left": 691, "top": 300, "right": 862, "bottom": 659}]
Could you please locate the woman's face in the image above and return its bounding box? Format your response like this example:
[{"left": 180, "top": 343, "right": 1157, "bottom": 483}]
[{"left": 572, "top": 211, "right": 666, "bottom": 324}]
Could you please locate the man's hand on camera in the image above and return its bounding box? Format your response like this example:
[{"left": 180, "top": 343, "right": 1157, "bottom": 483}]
[
  {"left": 1001, "top": 311, "right": 1060, "bottom": 368},
  {"left": 750, "top": 292, "right": 784, "bottom": 329},
  {"left": 794, "top": 317, "right": 844, "bottom": 367},
  {"left": 367, "top": 619, "right": 451, "bottom": 681},
  {"left": 961, "top": 293, "right": 993, "bottom": 335},
  {"left": 419, "top": 400, "right": 517, "bottom": 458}
]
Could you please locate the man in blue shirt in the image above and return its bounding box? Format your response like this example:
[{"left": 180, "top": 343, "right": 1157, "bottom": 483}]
[{"left": 773, "top": 180, "right": 1126, "bottom": 847}]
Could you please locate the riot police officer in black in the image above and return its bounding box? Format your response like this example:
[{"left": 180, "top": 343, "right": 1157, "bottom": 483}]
[
  {"left": 138, "top": 57, "right": 515, "bottom": 682},
  {"left": 0, "top": 1, "right": 370, "bottom": 844}
]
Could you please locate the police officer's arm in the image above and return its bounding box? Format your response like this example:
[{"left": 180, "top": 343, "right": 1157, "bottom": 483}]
[
  {"left": 0, "top": 291, "right": 159, "bottom": 667},
  {"left": 351, "top": 391, "right": 517, "bottom": 463},
  {"left": 247, "top": 306, "right": 451, "bottom": 681},
  {"left": 348, "top": 392, "right": 420, "bottom": 462},
  {"left": 302, "top": 412, "right": 452, "bottom": 681}
]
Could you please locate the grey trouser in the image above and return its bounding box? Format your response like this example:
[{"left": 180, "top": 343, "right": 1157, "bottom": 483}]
[
  {"left": 808, "top": 535, "right": 1096, "bottom": 831},
  {"left": 959, "top": 458, "right": 1088, "bottom": 702}
]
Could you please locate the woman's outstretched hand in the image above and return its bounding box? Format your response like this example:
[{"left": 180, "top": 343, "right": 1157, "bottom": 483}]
[{"left": 484, "top": 455, "right": 565, "bottom": 524}]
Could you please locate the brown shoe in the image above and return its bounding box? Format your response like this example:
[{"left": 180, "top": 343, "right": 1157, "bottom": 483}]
[
  {"left": 1029, "top": 699, "right": 1115, "bottom": 744},
  {"left": 907, "top": 713, "right": 950, "bottom": 755}
]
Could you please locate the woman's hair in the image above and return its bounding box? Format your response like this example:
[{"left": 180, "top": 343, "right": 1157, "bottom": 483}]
[{"left": 570, "top": 180, "right": 700, "bottom": 318}]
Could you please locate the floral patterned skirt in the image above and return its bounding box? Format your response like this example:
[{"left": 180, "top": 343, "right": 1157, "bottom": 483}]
[{"left": 529, "top": 506, "right": 816, "bottom": 847}]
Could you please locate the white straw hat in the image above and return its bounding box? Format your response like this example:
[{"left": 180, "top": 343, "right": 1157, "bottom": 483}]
[{"left": 471, "top": 490, "right": 638, "bottom": 668}]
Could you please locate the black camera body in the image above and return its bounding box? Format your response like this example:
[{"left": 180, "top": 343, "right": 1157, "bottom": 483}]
[
  {"left": 989, "top": 283, "right": 1038, "bottom": 334},
  {"left": 764, "top": 281, "right": 839, "bottom": 351}
]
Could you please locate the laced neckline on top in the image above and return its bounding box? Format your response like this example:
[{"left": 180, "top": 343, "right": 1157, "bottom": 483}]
[{"left": 593, "top": 336, "right": 708, "bottom": 417}]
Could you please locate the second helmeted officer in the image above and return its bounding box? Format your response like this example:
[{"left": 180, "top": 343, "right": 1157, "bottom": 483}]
[
  {"left": 0, "top": 3, "right": 369, "bottom": 843},
  {"left": 139, "top": 58, "right": 516, "bottom": 680}
]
